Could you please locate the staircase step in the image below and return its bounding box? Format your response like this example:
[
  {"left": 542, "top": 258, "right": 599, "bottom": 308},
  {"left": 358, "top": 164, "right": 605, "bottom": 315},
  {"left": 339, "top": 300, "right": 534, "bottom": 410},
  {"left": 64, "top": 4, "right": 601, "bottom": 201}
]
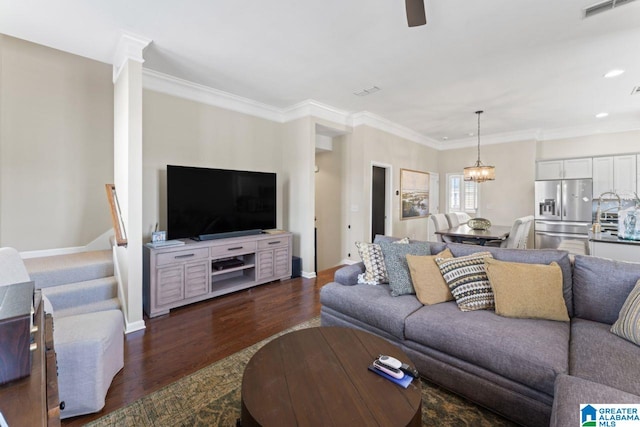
[
  {"left": 53, "top": 297, "right": 121, "bottom": 319},
  {"left": 24, "top": 250, "right": 113, "bottom": 289},
  {"left": 41, "top": 276, "right": 118, "bottom": 311}
]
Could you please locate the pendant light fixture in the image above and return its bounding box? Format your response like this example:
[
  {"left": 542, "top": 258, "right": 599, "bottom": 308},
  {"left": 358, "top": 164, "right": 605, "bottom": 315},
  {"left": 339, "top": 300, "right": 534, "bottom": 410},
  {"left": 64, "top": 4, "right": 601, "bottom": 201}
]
[{"left": 463, "top": 110, "right": 495, "bottom": 183}]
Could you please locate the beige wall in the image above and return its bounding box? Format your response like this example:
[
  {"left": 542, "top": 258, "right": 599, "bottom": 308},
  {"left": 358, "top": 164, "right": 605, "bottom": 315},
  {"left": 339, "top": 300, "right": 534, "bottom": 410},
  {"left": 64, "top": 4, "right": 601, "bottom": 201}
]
[
  {"left": 142, "top": 89, "right": 285, "bottom": 240},
  {"left": 342, "top": 125, "right": 440, "bottom": 261},
  {"left": 315, "top": 141, "right": 345, "bottom": 270},
  {"left": 536, "top": 130, "right": 640, "bottom": 159},
  {"left": 438, "top": 140, "right": 537, "bottom": 226},
  {"left": 0, "top": 35, "right": 113, "bottom": 251}
]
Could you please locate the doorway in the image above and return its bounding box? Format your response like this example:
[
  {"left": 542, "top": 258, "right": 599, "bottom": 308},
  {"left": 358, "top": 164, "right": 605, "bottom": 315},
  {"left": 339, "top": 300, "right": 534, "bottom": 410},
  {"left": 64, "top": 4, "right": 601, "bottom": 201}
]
[{"left": 371, "top": 164, "right": 391, "bottom": 241}]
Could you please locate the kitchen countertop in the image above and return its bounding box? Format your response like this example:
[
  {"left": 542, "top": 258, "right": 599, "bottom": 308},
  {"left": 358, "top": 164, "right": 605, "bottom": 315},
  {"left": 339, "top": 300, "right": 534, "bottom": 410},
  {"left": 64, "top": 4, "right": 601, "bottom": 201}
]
[{"left": 589, "top": 231, "right": 640, "bottom": 246}]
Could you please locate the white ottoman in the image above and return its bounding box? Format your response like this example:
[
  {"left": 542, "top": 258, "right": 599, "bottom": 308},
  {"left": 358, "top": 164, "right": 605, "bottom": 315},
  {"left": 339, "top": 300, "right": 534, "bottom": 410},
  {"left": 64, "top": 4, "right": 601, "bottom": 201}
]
[{"left": 53, "top": 309, "right": 124, "bottom": 419}]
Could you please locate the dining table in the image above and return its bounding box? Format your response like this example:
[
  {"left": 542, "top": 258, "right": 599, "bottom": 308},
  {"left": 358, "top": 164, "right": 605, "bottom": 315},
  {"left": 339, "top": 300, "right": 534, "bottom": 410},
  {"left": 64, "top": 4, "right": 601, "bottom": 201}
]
[{"left": 435, "top": 224, "right": 511, "bottom": 246}]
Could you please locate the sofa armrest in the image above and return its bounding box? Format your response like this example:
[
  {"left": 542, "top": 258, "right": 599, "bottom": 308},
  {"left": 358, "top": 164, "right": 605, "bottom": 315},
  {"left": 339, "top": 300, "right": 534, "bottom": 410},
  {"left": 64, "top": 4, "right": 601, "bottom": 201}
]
[{"left": 334, "top": 262, "right": 365, "bottom": 286}]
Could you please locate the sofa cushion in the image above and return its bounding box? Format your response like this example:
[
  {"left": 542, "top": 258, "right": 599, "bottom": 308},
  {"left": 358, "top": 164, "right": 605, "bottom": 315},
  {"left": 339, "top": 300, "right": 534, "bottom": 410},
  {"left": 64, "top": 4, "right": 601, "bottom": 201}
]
[
  {"left": 485, "top": 258, "right": 569, "bottom": 322},
  {"left": 446, "top": 243, "right": 574, "bottom": 317},
  {"left": 550, "top": 374, "right": 640, "bottom": 427},
  {"left": 355, "top": 238, "right": 410, "bottom": 285},
  {"left": 570, "top": 318, "right": 640, "bottom": 396},
  {"left": 319, "top": 282, "right": 423, "bottom": 340},
  {"left": 611, "top": 279, "right": 640, "bottom": 346},
  {"left": 404, "top": 302, "right": 570, "bottom": 395},
  {"left": 379, "top": 241, "right": 432, "bottom": 296},
  {"left": 406, "top": 249, "right": 453, "bottom": 305},
  {"left": 436, "top": 252, "right": 494, "bottom": 311},
  {"left": 573, "top": 255, "right": 640, "bottom": 325}
]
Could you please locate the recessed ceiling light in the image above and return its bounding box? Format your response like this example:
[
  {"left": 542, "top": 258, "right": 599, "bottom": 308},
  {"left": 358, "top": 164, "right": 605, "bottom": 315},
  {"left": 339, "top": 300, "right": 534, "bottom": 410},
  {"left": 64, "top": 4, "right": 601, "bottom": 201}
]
[
  {"left": 468, "top": 133, "right": 474, "bottom": 137},
  {"left": 604, "top": 69, "right": 624, "bottom": 78},
  {"left": 595, "top": 112, "right": 609, "bottom": 118},
  {"left": 442, "top": 136, "right": 448, "bottom": 141}
]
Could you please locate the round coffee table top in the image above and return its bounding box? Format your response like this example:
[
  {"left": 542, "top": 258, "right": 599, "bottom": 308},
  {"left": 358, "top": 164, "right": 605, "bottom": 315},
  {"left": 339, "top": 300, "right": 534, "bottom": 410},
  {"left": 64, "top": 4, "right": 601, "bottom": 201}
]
[{"left": 241, "top": 326, "right": 421, "bottom": 427}]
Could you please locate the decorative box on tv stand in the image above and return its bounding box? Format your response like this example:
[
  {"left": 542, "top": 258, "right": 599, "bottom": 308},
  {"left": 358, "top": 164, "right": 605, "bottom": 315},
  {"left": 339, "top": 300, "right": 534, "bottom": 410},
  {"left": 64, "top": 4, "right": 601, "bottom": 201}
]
[{"left": 0, "top": 281, "right": 36, "bottom": 385}]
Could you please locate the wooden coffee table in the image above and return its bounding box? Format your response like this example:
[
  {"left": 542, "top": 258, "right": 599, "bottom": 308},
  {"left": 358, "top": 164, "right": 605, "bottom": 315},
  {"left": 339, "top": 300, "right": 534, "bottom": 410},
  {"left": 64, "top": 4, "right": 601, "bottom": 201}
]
[{"left": 241, "top": 326, "right": 421, "bottom": 426}]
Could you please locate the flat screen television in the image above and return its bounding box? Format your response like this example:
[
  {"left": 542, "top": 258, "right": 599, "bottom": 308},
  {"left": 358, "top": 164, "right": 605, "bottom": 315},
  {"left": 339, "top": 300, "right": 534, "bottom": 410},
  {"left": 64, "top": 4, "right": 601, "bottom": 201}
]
[{"left": 167, "top": 165, "right": 277, "bottom": 240}]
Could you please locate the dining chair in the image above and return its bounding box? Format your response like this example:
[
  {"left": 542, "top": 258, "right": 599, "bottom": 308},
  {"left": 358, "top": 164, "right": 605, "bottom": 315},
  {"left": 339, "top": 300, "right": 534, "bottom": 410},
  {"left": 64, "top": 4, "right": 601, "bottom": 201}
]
[
  {"left": 445, "top": 212, "right": 460, "bottom": 228},
  {"left": 428, "top": 213, "right": 449, "bottom": 242},
  {"left": 487, "top": 215, "right": 534, "bottom": 249}
]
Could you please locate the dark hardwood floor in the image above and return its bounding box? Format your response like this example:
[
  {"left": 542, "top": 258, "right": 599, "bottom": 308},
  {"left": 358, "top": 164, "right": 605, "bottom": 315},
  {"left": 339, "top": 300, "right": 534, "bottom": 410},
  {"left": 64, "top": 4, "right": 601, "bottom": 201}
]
[{"left": 63, "top": 266, "right": 340, "bottom": 427}]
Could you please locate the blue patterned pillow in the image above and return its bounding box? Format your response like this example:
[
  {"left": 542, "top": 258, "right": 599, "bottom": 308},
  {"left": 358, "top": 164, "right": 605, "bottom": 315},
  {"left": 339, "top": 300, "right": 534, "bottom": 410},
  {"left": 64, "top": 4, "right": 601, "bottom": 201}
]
[
  {"left": 379, "top": 241, "right": 431, "bottom": 296},
  {"left": 611, "top": 279, "right": 640, "bottom": 346},
  {"left": 355, "top": 238, "right": 409, "bottom": 285}
]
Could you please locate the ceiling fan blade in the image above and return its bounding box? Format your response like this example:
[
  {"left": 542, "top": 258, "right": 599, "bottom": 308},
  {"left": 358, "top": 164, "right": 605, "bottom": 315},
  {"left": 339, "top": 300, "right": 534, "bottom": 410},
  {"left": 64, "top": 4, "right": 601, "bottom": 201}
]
[{"left": 405, "top": 0, "right": 427, "bottom": 27}]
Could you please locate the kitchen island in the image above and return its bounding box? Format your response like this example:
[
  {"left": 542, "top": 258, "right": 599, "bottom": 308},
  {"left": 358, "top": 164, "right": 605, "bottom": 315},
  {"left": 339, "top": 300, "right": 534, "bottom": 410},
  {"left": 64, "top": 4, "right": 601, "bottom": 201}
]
[{"left": 589, "top": 231, "right": 640, "bottom": 263}]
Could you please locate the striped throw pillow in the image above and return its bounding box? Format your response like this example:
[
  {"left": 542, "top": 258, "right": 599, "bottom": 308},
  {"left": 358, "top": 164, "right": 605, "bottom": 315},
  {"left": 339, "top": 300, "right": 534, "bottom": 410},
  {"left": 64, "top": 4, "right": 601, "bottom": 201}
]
[
  {"left": 611, "top": 279, "right": 640, "bottom": 346},
  {"left": 436, "top": 252, "right": 495, "bottom": 311}
]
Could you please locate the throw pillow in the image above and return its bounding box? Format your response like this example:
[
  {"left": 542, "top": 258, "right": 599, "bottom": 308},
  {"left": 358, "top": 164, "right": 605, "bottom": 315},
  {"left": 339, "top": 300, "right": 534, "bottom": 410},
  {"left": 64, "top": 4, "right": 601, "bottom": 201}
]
[
  {"left": 435, "top": 252, "right": 494, "bottom": 311},
  {"left": 379, "top": 241, "right": 431, "bottom": 296},
  {"left": 484, "top": 258, "right": 569, "bottom": 322},
  {"left": 355, "top": 238, "right": 409, "bottom": 285},
  {"left": 611, "top": 279, "right": 640, "bottom": 346},
  {"left": 406, "top": 249, "right": 454, "bottom": 305}
]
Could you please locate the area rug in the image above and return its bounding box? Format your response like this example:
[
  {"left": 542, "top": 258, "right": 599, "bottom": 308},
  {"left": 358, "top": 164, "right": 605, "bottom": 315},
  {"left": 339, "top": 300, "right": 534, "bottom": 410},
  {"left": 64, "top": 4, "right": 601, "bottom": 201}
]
[{"left": 88, "top": 317, "right": 516, "bottom": 426}]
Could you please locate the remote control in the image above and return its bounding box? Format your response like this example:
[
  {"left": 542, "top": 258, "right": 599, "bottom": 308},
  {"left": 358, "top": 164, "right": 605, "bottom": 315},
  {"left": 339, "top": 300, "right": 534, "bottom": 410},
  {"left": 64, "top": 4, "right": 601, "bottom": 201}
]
[
  {"left": 400, "top": 363, "right": 420, "bottom": 379},
  {"left": 377, "top": 355, "right": 402, "bottom": 369},
  {"left": 373, "top": 359, "right": 405, "bottom": 379}
]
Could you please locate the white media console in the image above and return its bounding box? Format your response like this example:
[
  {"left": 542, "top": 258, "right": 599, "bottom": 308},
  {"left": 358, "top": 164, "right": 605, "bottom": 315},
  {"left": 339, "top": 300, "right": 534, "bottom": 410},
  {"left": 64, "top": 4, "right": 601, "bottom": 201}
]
[{"left": 143, "top": 231, "right": 292, "bottom": 318}]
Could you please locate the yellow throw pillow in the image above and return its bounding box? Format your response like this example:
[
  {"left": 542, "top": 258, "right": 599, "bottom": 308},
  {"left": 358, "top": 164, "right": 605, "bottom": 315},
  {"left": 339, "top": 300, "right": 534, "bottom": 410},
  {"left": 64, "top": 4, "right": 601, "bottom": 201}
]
[
  {"left": 485, "top": 258, "right": 569, "bottom": 322},
  {"left": 406, "top": 249, "right": 453, "bottom": 305}
]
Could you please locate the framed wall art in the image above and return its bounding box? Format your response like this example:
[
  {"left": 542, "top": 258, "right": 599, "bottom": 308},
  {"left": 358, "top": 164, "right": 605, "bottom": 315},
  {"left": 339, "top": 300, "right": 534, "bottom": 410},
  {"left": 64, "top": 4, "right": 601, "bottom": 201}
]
[{"left": 400, "top": 168, "right": 430, "bottom": 220}]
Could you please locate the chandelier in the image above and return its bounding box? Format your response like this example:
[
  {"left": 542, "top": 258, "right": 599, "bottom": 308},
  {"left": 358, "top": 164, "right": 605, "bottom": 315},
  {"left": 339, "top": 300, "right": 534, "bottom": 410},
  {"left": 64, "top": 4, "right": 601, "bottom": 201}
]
[{"left": 463, "top": 110, "right": 495, "bottom": 183}]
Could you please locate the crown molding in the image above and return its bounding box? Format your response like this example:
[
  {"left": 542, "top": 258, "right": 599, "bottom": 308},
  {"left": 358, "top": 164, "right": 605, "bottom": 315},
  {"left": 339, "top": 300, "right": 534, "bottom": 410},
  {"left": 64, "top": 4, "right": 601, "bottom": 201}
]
[
  {"left": 140, "top": 69, "right": 640, "bottom": 151},
  {"left": 350, "top": 111, "right": 442, "bottom": 149},
  {"left": 142, "top": 69, "right": 284, "bottom": 122},
  {"left": 113, "top": 32, "right": 152, "bottom": 83},
  {"left": 441, "top": 128, "right": 542, "bottom": 150},
  {"left": 281, "top": 99, "right": 351, "bottom": 126}
]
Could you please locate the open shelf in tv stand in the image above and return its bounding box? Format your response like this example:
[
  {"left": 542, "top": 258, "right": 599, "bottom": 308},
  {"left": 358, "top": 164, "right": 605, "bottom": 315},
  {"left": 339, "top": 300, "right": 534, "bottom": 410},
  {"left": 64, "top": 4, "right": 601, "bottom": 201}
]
[{"left": 143, "top": 231, "right": 292, "bottom": 318}]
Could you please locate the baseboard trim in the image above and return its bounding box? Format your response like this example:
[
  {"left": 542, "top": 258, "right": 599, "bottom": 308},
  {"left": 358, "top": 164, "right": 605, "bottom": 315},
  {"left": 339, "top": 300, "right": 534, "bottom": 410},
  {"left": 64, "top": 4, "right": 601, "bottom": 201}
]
[
  {"left": 340, "top": 259, "right": 358, "bottom": 265},
  {"left": 301, "top": 271, "right": 317, "bottom": 279},
  {"left": 125, "top": 319, "right": 146, "bottom": 334}
]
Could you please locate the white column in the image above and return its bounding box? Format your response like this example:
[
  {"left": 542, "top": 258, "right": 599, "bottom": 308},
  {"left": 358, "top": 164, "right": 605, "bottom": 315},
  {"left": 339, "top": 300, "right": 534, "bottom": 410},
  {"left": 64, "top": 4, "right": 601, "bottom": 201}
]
[{"left": 113, "top": 33, "right": 151, "bottom": 333}]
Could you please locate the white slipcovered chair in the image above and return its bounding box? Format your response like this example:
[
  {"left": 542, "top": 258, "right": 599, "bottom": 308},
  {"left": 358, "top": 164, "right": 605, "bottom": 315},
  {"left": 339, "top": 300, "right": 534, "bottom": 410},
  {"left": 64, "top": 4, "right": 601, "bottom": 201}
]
[
  {"left": 428, "top": 213, "right": 451, "bottom": 242},
  {"left": 0, "top": 247, "right": 124, "bottom": 419},
  {"left": 491, "top": 215, "right": 534, "bottom": 249}
]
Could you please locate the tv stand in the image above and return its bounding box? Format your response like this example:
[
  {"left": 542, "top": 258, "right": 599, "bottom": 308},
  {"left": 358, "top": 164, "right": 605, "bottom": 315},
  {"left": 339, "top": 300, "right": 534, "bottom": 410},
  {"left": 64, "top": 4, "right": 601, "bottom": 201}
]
[
  {"left": 197, "top": 229, "right": 263, "bottom": 241},
  {"left": 143, "top": 231, "right": 292, "bottom": 318}
]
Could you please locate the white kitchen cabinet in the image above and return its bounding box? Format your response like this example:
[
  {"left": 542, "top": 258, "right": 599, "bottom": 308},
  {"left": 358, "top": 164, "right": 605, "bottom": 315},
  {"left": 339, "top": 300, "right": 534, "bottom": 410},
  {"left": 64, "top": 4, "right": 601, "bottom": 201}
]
[
  {"left": 592, "top": 155, "right": 637, "bottom": 198},
  {"left": 592, "top": 156, "right": 614, "bottom": 198},
  {"left": 614, "top": 155, "right": 637, "bottom": 196},
  {"left": 536, "top": 158, "right": 592, "bottom": 180},
  {"left": 590, "top": 241, "right": 640, "bottom": 263}
]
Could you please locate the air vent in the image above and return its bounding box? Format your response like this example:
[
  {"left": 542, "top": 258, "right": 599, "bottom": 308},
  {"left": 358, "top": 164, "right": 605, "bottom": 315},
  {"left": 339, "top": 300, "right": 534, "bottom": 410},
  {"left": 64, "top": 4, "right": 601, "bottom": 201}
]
[
  {"left": 353, "top": 86, "right": 381, "bottom": 97},
  {"left": 584, "top": 0, "right": 638, "bottom": 18}
]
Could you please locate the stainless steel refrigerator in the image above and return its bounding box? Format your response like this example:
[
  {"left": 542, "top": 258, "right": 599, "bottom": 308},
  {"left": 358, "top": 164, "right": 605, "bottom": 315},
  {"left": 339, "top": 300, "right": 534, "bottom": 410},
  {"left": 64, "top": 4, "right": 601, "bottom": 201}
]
[{"left": 534, "top": 179, "right": 593, "bottom": 249}]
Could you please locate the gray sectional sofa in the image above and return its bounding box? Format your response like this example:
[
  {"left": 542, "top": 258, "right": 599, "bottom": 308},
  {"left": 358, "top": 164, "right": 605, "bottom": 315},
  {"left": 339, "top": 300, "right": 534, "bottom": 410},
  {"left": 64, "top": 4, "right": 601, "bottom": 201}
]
[{"left": 320, "top": 236, "right": 640, "bottom": 426}]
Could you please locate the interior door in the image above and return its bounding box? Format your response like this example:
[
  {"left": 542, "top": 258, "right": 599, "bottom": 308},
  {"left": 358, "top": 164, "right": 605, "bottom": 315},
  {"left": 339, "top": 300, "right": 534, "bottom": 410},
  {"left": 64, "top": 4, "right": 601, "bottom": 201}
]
[{"left": 371, "top": 166, "right": 386, "bottom": 241}]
